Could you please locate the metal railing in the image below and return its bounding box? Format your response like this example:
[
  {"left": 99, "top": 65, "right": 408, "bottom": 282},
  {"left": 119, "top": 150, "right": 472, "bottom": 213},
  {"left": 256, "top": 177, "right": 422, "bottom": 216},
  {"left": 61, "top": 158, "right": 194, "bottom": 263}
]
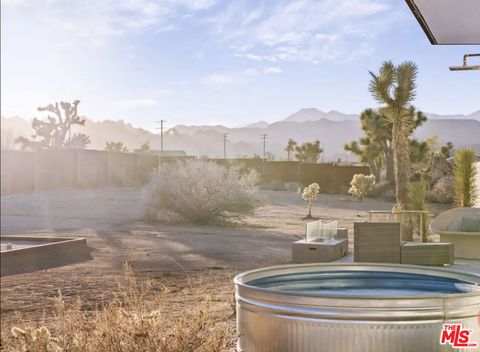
[{"left": 366, "top": 210, "right": 433, "bottom": 242}]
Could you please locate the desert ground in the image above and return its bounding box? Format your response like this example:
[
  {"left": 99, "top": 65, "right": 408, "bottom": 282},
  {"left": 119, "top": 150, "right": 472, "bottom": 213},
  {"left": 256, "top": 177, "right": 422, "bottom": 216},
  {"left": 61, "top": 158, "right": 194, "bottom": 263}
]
[{"left": 0, "top": 187, "right": 457, "bottom": 329}]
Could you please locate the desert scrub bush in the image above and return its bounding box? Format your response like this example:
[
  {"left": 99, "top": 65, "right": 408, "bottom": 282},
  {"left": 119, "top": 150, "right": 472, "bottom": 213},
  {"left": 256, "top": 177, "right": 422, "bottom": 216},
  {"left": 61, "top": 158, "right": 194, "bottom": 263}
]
[
  {"left": 348, "top": 174, "right": 375, "bottom": 201},
  {"left": 368, "top": 181, "right": 395, "bottom": 201},
  {"left": 428, "top": 176, "right": 454, "bottom": 204},
  {"left": 2, "top": 263, "right": 235, "bottom": 352},
  {"left": 259, "top": 180, "right": 287, "bottom": 191},
  {"left": 145, "top": 160, "right": 260, "bottom": 224},
  {"left": 454, "top": 148, "right": 479, "bottom": 207}
]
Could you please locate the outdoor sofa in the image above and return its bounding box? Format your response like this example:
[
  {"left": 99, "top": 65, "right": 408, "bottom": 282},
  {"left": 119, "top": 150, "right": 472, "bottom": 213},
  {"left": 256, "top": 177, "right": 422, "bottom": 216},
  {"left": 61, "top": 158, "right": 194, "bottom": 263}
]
[
  {"left": 354, "top": 222, "right": 454, "bottom": 266},
  {"left": 430, "top": 208, "right": 480, "bottom": 260}
]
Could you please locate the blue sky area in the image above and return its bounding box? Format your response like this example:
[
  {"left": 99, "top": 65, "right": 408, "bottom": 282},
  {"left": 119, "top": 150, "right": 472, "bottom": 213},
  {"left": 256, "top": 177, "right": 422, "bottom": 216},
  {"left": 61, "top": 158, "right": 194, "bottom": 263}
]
[{"left": 1, "top": 0, "right": 479, "bottom": 130}]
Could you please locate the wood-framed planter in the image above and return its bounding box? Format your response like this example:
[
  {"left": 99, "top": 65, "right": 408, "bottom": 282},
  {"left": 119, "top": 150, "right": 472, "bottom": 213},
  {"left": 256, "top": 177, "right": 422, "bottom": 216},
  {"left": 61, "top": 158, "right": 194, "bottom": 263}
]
[{"left": 1, "top": 236, "right": 90, "bottom": 276}]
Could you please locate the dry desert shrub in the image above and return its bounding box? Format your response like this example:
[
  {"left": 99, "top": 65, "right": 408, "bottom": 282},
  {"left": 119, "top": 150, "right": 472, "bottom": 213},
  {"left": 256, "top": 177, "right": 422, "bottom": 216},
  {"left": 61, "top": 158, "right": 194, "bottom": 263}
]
[
  {"left": 1, "top": 263, "right": 235, "bottom": 352},
  {"left": 145, "top": 160, "right": 260, "bottom": 225},
  {"left": 428, "top": 176, "right": 455, "bottom": 204}
]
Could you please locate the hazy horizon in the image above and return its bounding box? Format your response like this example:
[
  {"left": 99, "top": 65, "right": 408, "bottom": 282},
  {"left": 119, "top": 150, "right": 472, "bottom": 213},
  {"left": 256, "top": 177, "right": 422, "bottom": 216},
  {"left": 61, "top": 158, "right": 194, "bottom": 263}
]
[
  {"left": 2, "top": 0, "right": 479, "bottom": 132},
  {"left": 2, "top": 107, "right": 479, "bottom": 132}
]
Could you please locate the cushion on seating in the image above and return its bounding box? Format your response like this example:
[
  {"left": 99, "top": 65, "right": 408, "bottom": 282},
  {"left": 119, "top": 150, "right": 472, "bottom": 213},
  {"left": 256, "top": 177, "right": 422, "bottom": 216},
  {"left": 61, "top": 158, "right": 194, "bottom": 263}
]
[
  {"left": 460, "top": 217, "right": 480, "bottom": 232},
  {"left": 448, "top": 218, "right": 462, "bottom": 231}
]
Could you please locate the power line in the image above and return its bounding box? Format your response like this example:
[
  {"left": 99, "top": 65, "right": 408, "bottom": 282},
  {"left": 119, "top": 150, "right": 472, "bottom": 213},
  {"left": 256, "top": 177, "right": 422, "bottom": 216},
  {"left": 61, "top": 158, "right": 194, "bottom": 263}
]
[
  {"left": 261, "top": 134, "right": 268, "bottom": 160},
  {"left": 222, "top": 133, "right": 228, "bottom": 159},
  {"left": 156, "top": 120, "right": 167, "bottom": 152}
]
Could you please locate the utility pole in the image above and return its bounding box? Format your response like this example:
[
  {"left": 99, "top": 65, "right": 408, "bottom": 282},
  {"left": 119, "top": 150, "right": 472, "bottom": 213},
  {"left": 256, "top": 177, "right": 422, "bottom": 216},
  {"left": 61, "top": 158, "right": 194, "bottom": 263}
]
[
  {"left": 156, "top": 120, "right": 167, "bottom": 153},
  {"left": 261, "top": 134, "right": 267, "bottom": 161},
  {"left": 222, "top": 133, "right": 228, "bottom": 159}
]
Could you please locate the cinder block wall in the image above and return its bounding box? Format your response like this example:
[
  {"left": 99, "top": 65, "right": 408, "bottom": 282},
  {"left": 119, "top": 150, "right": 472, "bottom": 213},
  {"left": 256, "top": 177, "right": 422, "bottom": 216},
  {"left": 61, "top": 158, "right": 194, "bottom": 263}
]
[
  {"left": 0, "top": 149, "right": 161, "bottom": 194},
  {"left": 1, "top": 151, "right": 370, "bottom": 195},
  {"left": 76, "top": 150, "right": 108, "bottom": 187},
  {"left": 210, "top": 159, "right": 370, "bottom": 193},
  {"left": 1, "top": 150, "right": 35, "bottom": 194},
  {"left": 107, "top": 152, "right": 137, "bottom": 186},
  {"left": 136, "top": 154, "right": 159, "bottom": 184},
  {"left": 35, "top": 149, "right": 77, "bottom": 190}
]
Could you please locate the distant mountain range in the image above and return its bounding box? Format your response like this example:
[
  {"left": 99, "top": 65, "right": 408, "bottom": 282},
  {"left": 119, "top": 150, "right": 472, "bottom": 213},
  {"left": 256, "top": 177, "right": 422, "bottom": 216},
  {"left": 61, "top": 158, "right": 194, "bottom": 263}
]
[
  {"left": 282, "top": 108, "right": 359, "bottom": 122},
  {"left": 2, "top": 108, "right": 479, "bottom": 161}
]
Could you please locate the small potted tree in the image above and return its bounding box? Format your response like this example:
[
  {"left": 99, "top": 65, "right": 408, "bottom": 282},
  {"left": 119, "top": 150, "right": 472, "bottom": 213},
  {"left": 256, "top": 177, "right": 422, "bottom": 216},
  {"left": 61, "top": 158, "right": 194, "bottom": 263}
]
[
  {"left": 302, "top": 183, "right": 320, "bottom": 219},
  {"left": 348, "top": 174, "right": 375, "bottom": 201}
]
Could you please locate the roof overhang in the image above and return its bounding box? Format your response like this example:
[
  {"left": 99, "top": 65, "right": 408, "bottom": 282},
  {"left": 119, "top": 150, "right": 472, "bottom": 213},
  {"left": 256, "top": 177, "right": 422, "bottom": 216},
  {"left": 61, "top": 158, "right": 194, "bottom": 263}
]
[{"left": 405, "top": 0, "right": 480, "bottom": 45}]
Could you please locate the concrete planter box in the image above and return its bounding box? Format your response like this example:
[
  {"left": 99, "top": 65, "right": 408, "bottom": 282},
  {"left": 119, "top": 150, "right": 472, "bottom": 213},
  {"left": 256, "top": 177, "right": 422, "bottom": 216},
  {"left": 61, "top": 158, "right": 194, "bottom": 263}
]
[
  {"left": 292, "top": 228, "right": 349, "bottom": 263},
  {"left": 439, "top": 233, "right": 479, "bottom": 260},
  {"left": 401, "top": 242, "right": 454, "bottom": 266},
  {"left": 292, "top": 238, "right": 348, "bottom": 263}
]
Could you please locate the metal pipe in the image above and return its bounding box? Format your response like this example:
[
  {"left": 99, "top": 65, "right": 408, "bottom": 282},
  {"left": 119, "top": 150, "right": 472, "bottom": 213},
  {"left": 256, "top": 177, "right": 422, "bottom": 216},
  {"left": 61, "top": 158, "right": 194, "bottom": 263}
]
[{"left": 449, "top": 53, "right": 480, "bottom": 71}]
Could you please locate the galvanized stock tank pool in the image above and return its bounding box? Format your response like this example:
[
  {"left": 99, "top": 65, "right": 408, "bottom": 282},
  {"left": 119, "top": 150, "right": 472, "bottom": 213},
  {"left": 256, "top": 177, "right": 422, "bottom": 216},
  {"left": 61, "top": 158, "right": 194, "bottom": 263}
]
[{"left": 234, "top": 264, "right": 480, "bottom": 352}]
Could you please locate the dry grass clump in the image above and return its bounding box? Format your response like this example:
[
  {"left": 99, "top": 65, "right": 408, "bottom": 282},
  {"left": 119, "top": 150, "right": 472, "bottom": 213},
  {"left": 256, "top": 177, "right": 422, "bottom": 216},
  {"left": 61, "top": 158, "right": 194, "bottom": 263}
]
[
  {"left": 1, "top": 264, "right": 235, "bottom": 352},
  {"left": 145, "top": 160, "right": 260, "bottom": 225}
]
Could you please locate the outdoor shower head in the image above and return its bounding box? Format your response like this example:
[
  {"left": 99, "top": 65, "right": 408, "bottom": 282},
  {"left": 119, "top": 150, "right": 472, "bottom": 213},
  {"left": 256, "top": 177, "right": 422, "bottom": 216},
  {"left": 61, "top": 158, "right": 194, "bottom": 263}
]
[{"left": 449, "top": 53, "right": 480, "bottom": 71}]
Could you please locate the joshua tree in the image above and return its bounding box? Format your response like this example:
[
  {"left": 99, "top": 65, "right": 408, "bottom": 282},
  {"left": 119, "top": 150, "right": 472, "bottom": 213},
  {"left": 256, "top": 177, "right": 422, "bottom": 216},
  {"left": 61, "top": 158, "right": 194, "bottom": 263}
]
[
  {"left": 134, "top": 140, "right": 151, "bottom": 153},
  {"left": 344, "top": 137, "right": 384, "bottom": 182},
  {"left": 295, "top": 141, "right": 323, "bottom": 163},
  {"left": 369, "top": 61, "right": 419, "bottom": 208},
  {"left": 15, "top": 100, "right": 84, "bottom": 150},
  {"left": 302, "top": 183, "right": 320, "bottom": 218},
  {"left": 440, "top": 142, "right": 454, "bottom": 159},
  {"left": 64, "top": 133, "right": 91, "bottom": 149},
  {"left": 345, "top": 109, "right": 391, "bottom": 183},
  {"left": 454, "top": 148, "right": 478, "bottom": 207},
  {"left": 284, "top": 139, "right": 297, "bottom": 161},
  {"left": 345, "top": 108, "right": 426, "bottom": 184},
  {"left": 105, "top": 141, "right": 128, "bottom": 153}
]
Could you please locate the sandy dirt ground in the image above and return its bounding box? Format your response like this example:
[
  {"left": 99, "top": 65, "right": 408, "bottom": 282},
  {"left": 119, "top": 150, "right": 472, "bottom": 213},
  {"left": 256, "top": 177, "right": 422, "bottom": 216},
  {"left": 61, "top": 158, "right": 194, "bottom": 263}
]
[{"left": 0, "top": 188, "right": 453, "bottom": 328}]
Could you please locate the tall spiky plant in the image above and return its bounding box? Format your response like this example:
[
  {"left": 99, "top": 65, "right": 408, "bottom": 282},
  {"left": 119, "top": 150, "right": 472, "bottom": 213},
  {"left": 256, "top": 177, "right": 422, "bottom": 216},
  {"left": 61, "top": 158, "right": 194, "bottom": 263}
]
[
  {"left": 369, "top": 61, "right": 418, "bottom": 208},
  {"left": 406, "top": 180, "right": 429, "bottom": 242},
  {"left": 454, "top": 148, "right": 478, "bottom": 207}
]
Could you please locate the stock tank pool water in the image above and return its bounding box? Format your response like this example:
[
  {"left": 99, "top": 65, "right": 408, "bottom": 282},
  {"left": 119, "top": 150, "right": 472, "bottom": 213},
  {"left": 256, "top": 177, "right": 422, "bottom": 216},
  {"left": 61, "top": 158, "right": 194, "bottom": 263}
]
[
  {"left": 246, "top": 270, "right": 480, "bottom": 296},
  {"left": 235, "top": 264, "right": 480, "bottom": 352}
]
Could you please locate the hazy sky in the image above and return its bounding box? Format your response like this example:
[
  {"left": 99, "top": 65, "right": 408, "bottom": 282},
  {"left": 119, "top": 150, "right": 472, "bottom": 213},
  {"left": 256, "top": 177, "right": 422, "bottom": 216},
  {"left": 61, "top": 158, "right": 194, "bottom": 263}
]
[{"left": 1, "top": 0, "right": 479, "bottom": 130}]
